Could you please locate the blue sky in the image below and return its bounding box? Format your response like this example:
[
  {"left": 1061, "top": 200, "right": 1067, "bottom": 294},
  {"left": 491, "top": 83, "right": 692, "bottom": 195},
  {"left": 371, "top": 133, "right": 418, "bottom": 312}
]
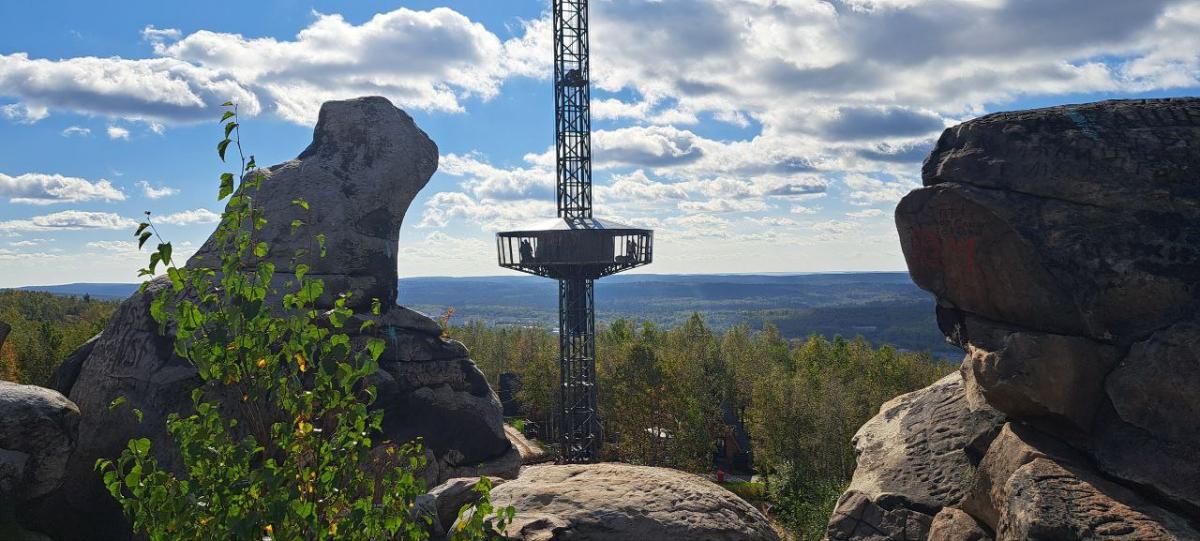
[{"left": 1, "top": 0, "right": 1198, "bottom": 287}]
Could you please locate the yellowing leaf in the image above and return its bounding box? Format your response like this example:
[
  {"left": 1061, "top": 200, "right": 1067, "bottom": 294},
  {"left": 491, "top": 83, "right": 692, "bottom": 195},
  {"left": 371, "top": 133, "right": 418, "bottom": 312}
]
[
  {"left": 294, "top": 352, "right": 308, "bottom": 373},
  {"left": 256, "top": 358, "right": 267, "bottom": 369}
]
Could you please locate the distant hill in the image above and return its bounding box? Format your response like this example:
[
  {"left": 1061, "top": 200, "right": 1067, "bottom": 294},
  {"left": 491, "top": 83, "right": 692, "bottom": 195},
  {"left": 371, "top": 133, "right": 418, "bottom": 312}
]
[{"left": 13, "top": 272, "right": 960, "bottom": 358}]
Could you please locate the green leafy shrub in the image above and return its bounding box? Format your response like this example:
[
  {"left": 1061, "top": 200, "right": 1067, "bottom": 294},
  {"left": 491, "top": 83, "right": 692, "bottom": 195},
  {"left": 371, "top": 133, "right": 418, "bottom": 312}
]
[{"left": 96, "top": 104, "right": 511, "bottom": 540}]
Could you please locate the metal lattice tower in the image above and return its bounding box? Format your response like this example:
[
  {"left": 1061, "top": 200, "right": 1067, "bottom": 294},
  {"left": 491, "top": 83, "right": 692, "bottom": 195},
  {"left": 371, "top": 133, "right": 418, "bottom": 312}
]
[
  {"left": 555, "top": 0, "right": 592, "bottom": 221},
  {"left": 496, "top": 0, "right": 653, "bottom": 463}
]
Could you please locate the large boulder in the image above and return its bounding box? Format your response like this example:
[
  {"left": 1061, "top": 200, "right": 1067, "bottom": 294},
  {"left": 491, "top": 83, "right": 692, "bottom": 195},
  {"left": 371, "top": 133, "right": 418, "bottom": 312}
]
[
  {"left": 26, "top": 97, "right": 515, "bottom": 541},
  {"left": 833, "top": 98, "right": 1200, "bottom": 540},
  {"left": 1091, "top": 320, "right": 1200, "bottom": 513},
  {"left": 962, "top": 324, "right": 1120, "bottom": 434},
  {"left": 0, "top": 381, "right": 78, "bottom": 502},
  {"left": 966, "top": 424, "right": 1198, "bottom": 540},
  {"left": 466, "top": 463, "right": 781, "bottom": 541},
  {"left": 189, "top": 97, "right": 437, "bottom": 310},
  {"left": 827, "top": 373, "right": 1004, "bottom": 541},
  {"left": 904, "top": 99, "right": 1200, "bottom": 343}
]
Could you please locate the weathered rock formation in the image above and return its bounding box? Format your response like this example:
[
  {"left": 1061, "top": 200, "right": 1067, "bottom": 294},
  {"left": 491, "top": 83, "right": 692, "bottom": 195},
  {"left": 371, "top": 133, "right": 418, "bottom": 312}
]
[
  {"left": 21, "top": 97, "right": 517, "bottom": 541},
  {"left": 0, "top": 381, "right": 78, "bottom": 541},
  {"left": 0, "top": 381, "right": 78, "bottom": 502},
  {"left": 830, "top": 98, "right": 1200, "bottom": 540},
  {"left": 460, "top": 463, "right": 782, "bottom": 541}
]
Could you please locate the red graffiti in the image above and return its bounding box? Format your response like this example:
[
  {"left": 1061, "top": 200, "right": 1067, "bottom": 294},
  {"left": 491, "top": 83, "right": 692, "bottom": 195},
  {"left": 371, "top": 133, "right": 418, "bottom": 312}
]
[{"left": 909, "top": 228, "right": 978, "bottom": 273}]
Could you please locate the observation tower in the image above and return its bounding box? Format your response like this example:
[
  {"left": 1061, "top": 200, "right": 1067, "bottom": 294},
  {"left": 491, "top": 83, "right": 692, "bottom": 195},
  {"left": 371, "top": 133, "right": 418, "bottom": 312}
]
[{"left": 496, "top": 0, "right": 653, "bottom": 463}]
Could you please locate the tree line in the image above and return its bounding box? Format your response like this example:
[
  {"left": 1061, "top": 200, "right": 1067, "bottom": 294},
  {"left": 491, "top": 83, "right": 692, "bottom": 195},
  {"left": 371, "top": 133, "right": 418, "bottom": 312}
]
[
  {"left": 453, "top": 314, "right": 954, "bottom": 539},
  {"left": 0, "top": 290, "right": 116, "bottom": 386}
]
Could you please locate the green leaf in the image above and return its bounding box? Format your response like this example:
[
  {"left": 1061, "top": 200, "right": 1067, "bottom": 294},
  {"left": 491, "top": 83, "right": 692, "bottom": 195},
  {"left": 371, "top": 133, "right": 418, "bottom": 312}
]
[
  {"left": 167, "top": 267, "right": 185, "bottom": 292},
  {"left": 316, "top": 233, "right": 327, "bottom": 258},
  {"left": 149, "top": 252, "right": 162, "bottom": 274},
  {"left": 158, "top": 242, "right": 172, "bottom": 265},
  {"left": 292, "top": 198, "right": 309, "bottom": 210},
  {"left": 132, "top": 408, "right": 144, "bottom": 423},
  {"left": 138, "top": 231, "right": 153, "bottom": 250},
  {"left": 129, "top": 438, "right": 151, "bottom": 455},
  {"left": 366, "top": 338, "right": 385, "bottom": 362},
  {"left": 108, "top": 396, "right": 126, "bottom": 410},
  {"left": 135, "top": 222, "right": 149, "bottom": 236},
  {"left": 218, "top": 139, "right": 232, "bottom": 162},
  {"left": 295, "top": 263, "right": 309, "bottom": 282},
  {"left": 224, "top": 122, "right": 238, "bottom": 139},
  {"left": 220, "top": 110, "right": 235, "bottom": 123},
  {"left": 219, "top": 172, "right": 235, "bottom": 200},
  {"left": 253, "top": 242, "right": 268, "bottom": 258},
  {"left": 221, "top": 100, "right": 234, "bottom": 106}
]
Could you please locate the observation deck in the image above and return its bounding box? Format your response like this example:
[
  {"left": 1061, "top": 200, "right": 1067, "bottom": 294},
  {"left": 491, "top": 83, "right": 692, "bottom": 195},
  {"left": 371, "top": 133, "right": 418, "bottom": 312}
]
[{"left": 496, "top": 216, "right": 653, "bottom": 280}]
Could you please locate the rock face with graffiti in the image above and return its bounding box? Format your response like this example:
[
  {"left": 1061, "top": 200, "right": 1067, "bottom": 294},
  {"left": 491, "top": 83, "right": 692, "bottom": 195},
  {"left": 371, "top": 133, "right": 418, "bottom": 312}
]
[{"left": 829, "top": 98, "right": 1200, "bottom": 541}]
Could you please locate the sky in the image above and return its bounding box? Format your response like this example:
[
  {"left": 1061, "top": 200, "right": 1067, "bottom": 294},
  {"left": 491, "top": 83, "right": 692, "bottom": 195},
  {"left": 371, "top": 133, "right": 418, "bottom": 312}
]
[{"left": 1, "top": 0, "right": 1198, "bottom": 287}]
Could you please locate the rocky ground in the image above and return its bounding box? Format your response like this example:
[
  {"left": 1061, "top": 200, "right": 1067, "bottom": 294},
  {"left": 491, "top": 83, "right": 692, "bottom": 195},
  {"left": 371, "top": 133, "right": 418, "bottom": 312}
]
[{"left": 828, "top": 98, "right": 1200, "bottom": 541}]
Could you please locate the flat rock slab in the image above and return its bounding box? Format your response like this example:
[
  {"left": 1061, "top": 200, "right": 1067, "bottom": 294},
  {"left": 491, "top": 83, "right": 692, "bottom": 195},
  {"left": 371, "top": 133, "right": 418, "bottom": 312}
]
[{"left": 469, "top": 463, "right": 780, "bottom": 541}]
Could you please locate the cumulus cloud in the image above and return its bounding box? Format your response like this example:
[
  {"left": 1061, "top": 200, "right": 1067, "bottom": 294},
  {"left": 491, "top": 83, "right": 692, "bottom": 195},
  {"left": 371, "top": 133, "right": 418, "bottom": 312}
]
[
  {"left": 0, "top": 52, "right": 259, "bottom": 124},
  {"left": 847, "top": 208, "right": 886, "bottom": 218},
  {"left": 136, "top": 180, "right": 178, "bottom": 199},
  {"left": 441, "top": 153, "right": 554, "bottom": 201},
  {"left": 155, "top": 208, "right": 220, "bottom": 225},
  {"left": 0, "top": 173, "right": 126, "bottom": 205},
  {"left": 843, "top": 174, "right": 919, "bottom": 206},
  {"left": 1, "top": 102, "right": 48, "bottom": 123},
  {"left": 0, "top": 210, "right": 137, "bottom": 232},
  {"left": 418, "top": 191, "right": 554, "bottom": 231},
  {"left": 151, "top": 8, "right": 521, "bottom": 123},
  {"left": 86, "top": 240, "right": 139, "bottom": 253},
  {"left": 106, "top": 125, "right": 130, "bottom": 140}
]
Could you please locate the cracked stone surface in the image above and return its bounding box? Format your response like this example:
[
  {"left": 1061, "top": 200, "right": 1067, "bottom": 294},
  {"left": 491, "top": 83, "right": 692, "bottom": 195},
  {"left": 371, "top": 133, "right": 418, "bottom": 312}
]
[
  {"left": 827, "top": 372, "right": 1004, "bottom": 540},
  {"left": 833, "top": 99, "right": 1200, "bottom": 540}
]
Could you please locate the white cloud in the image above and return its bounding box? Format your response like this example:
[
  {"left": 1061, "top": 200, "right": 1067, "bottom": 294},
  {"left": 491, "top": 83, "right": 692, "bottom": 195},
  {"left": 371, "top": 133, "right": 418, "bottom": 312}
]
[
  {"left": 791, "top": 205, "right": 821, "bottom": 215},
  {"left": 417, "top": 191, "right": 553, "bottom": 231},
  {"left": 0, "top": 52, "right": 259, "bottom": 124},
  {"left": 0, "top": 210, "right": 137, "bottom": 232},
  {"left": 843, "top": 174, "right": 918, "bottom": 206},
  {"left": 400, "top": 231, "right": 491, "bottom": 261},
  {"left": 106, "top": 125, "right": 130, "bottom": 140},
  {"left": 155, "top": 208, "right": 220, "bottom": 225},
  {"left": 86, "top": 240, "right": 139, "bottom": 253},
  {"left": 0, "top": 248, "right": 60, "bottom": 261},
  {"left": 677, "top": 198, "right": 769, "bottom": 213},
  {"left": 441, "top": 153, "right": 553, "bottom": 201},
  {"left": 810, "top": 219, "right": 864, "bottom": 241},
  {"left": 141, "top": 25, "right": 181, "bottom": 43},
  {"left": 0, "top": 173, "right": 126, "bottom": 205},
  {"left": 61, "top": 126, "right": 90, "bottom": 137},
  {"left": 136, "top": 180, "right": 178, "bottom": 199},
  {"left": 150, "top": 8, "right": 522, "bottom": 123},
  {"left": 1, "top": 102, "right": 48, "bottom": 123},
  {"left": 745, "top": 216, "right": 797, "bottom": 227},
  {"left": 847, "top": 208, "right": 886, "bottom": 218}
]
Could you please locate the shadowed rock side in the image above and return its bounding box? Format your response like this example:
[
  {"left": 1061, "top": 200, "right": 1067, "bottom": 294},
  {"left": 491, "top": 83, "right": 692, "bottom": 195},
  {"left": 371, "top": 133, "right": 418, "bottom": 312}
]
[
  {"left": 22, "top": 97, "right": 517, "bottom": 541},
  {"left": 458, "top": 463, "right": 782, "bottom": 541},
  {"left": 830, "top": 98, "right": 1200, "bottom": 541}
]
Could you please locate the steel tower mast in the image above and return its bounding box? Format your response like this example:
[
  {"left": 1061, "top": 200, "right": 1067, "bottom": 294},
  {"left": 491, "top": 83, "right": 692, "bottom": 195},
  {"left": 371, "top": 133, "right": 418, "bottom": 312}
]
[{"left": 496, "top": 0, "right": 654, "bottom": 463}]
